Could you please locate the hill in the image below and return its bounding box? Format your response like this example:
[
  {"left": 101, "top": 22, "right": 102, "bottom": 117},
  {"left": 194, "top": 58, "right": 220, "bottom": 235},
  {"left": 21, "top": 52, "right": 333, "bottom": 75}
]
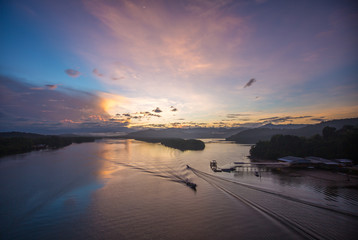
[
  {"left": 130, "top": 137, "right": 205, "bottom": 151},
  {"left": 0, "top": 132, "right": 99, "bottom": 157},
  {"left": 226, "top": 118, "right": 358, "bottom": 144},
  {"left": 0, "top": 131, "right": 44, "bottom": 138},
  {"left": 126, "top": 127, "right": 247, "bottom": 139},
  {"left": 250, "top": 125, "right": 358, "bottom": 162}
]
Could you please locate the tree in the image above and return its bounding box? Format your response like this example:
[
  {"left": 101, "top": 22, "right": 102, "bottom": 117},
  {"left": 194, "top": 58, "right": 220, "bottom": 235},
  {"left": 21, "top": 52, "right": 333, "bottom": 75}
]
[{"left": 322, "top": 126, "right": 336, "bottom": 139}]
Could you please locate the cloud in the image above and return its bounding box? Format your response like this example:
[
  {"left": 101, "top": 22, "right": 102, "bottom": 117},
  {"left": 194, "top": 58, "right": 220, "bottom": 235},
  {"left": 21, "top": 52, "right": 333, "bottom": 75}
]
[
  {"left": 140, "top": 112, "right": 161, "bottom": 118},
  {"left": 258, "top": 115, "right": 312, "bottom": 124},
  {"left": 83, "top": 0, "right": 247, "bottom": 90},
  {"left": 226, "top": 113, "right": 252, "bottom": 118},
  {"left": 311, "top": 117, "right": 326, "bottom": 122},
  {"left": 0, "top": 75, "right": 125, "bottom": 134},
  {"left": 30, "top": 87, "right": 45, "bottom": 90},
  {"left": 93, "top": 68, "right": 104, "bottom": 77},
  {"left": 65, "top": 69, "right": 81, "bottom": 77},
  {"left": 111, "top": 76, "right": 124, "bottom": 80},
  {"left": 45, "top": 84, "right": 58, "bottom": 90},
  {"left": 152, "top": 107, "right": 162, "bottom": 113},
  {"left": 115, "top": 111, "right": 162, "bottom": 122},
  {"left": 244, "top": 78, "right": 256, "bottom": 88}
]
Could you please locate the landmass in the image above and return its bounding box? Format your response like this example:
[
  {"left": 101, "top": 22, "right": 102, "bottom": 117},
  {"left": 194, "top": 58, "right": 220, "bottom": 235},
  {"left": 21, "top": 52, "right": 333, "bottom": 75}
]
[
  {"left": 130, "top": 137, "right": 205, "bottom": 151},
  {"left": 227, "top": 118, "right": 358, "bottom": 144},
  {"left": 125, "top": 127, "right": 246, "bottom": 139},
  {"left": 0, "top": 132, "right": 99, "bottom": 157},
  {"left": 249, "top": 125, "right": 358, "bottom": 164}
]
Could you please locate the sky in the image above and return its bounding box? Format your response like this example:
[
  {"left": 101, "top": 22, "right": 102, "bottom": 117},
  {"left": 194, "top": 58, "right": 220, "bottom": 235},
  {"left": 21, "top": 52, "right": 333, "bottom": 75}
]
[{"left": 1, "top": 0, "right": 357, "bottom": 134}]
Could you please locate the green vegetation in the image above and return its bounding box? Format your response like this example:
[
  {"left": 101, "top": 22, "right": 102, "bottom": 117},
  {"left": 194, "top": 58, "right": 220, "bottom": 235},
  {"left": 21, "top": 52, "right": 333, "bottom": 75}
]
[
  {"left": 161, "top": 138, "right": 205, "bottom": 151},
  {"left": 0, "top": 132, "right": 98, "bottom": 157},
  {"left": 227, "top": 118, "right": 358, "bottom": 143},
  {"left": 250, "top": 125, "right": 358, "bottom": 164},
  {"left": 132, "top": 137, "right": 205, "bottom": 151}
]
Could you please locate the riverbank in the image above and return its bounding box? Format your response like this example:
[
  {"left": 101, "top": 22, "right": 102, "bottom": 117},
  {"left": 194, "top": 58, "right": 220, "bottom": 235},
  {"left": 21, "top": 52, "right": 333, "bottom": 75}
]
[{"left": 0, "top": 132, "right": 99, "bottom": 157}]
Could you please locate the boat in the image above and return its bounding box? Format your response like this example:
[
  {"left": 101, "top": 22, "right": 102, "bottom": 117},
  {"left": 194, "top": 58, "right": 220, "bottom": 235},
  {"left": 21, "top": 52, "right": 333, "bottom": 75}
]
[
  {"left": 210, "top": 160, "right": 222, "bottom": 172},
  {"left": 210, "top": 160, "right": 217, "bottom": 169},
  {"left": 185, "top": 179, "right": 197, "bottom": 190}
]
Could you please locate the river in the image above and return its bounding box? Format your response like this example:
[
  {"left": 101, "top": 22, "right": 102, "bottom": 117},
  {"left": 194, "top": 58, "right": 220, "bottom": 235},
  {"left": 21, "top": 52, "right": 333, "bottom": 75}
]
[{"left": 1, "top": 139, "right": 357, "bottom": 239}]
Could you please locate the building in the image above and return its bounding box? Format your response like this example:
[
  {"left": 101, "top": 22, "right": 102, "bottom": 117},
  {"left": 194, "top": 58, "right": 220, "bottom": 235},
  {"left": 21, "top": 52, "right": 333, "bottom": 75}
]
[
  {"left": 305, "top": 156, "right": 339, "bottom": 169},
  {"left": 333, "top": 159, "right": 353, "bottom": 167},
  {"left": 277, "top": 156, "right": 310, "bottom": 167}
]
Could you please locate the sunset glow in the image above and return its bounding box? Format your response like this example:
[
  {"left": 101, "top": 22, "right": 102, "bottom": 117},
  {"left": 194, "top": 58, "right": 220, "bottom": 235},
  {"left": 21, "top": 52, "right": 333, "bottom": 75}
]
[{"left": 1, "top": 0, "right": 357, "bottom": 133}]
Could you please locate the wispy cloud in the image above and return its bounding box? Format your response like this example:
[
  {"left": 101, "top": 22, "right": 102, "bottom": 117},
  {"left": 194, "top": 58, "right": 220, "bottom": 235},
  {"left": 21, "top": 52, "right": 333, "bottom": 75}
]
[
  {"left": 83, "top": 0, "right": 247, "bottom": 90},
  {"left": 258, "top": 115, "right": 312, "bottom": 124},
  {"left": 153, "top": 107, "right": 162, "bottom": 113},
  {"left": 226, "top": 113, "right": 252, "bottom": 118},
  {"left": 65, "top": 69, "right": 81, "bottom": 77},
  {"left": 244, "top": 78, "right": 256, "bottom": 88},
  {"left": 310, "top": 117, "right": 326, "bottom": 122},
  {"left": 45, "top": 84, "right": 58, "bottom": 90},
  {"left": 93, "top": 68, "right": 104, "bottom": 77}
]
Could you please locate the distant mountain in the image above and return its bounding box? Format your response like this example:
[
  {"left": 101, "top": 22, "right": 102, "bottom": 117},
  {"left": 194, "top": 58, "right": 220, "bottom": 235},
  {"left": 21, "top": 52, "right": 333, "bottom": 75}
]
[
  {"left": 126, "top": 127, "right": 247, "bottom": 139},
  {"left": 259, "top": 123, "right": 308, "bottom": 129},
  {"left": 226, "top": 118, "right": 358, "bottom": 144}
]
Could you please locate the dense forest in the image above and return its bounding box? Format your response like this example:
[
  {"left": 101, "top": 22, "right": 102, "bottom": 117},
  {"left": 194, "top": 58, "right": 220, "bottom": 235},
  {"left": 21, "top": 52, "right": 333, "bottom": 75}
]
[
  {"left": 250, "top": 125, "right": 358, "bottom": 164},
  {"left": 227, "top": 118, "right": 358, "bottom": 143},
  {"left": 0, "top": 132, "right": 98, "bottom": 157}
]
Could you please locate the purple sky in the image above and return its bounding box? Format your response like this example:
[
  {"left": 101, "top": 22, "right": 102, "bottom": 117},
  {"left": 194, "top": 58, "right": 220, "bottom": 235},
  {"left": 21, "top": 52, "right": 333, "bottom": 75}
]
[{"left": 1, "top": 0, "right": 357, "bottom": 133}]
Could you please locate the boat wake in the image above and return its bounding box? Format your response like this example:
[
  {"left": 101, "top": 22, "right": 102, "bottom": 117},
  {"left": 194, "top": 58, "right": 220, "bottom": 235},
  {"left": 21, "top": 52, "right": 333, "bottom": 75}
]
[
  {"left": 100, "top": 158, "right": 197, "bottom": 190},
  {"left": 188, "top": 166, "right": 358, "bottom": 240}
]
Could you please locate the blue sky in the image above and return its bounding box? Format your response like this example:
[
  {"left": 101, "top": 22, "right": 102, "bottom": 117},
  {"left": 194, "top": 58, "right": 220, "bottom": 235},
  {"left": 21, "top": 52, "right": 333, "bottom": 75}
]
[{"left": 1, "top": 0, "right": 357, "bottom": 133}]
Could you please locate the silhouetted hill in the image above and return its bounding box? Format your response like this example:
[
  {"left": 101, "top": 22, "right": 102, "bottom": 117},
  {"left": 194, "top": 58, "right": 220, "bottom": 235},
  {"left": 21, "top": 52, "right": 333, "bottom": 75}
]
[
  {"left": 133, "top": 137, "right": 205, "bottom": 151},
  {"left": 0, "top": 131, "right": 44, "bottom": 138},
  {"left": 259, "top": 123, "right": 308, "bottom": 129},
  {"left": 250, "top": 125, "right": 358, "bottom": 162},
  {"left": 227, "top": 118, "right": 358, "bottom": 143},
  {"left": 0, "top": 132, "right": 99, "bottom": 157},
  {"left": 126, "top": 127, "right": 247, "bottom": 139}
]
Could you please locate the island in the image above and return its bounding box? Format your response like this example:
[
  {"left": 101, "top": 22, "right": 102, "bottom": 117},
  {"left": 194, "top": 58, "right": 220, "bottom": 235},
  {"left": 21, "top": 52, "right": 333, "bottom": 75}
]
[{"left": 130, "top": 137, "right": 205, "bottom": 151}]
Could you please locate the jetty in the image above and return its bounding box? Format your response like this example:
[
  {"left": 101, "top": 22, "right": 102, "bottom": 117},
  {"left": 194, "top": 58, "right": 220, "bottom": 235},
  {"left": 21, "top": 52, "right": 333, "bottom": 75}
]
[{"left": 210, "top": 160, "right": 289, "bottom": 173}]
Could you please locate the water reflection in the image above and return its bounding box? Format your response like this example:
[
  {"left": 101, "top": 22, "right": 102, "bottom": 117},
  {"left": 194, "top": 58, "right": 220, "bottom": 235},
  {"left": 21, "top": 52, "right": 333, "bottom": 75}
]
[{"left": 1, "top": 139, "right": 358, "bottom": 240}]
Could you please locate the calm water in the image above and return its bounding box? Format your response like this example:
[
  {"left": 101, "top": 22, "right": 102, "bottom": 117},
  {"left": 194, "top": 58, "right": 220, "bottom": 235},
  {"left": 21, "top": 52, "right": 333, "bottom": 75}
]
[{"left": 1, "top": 139, "right": 358, "bottom": 240}]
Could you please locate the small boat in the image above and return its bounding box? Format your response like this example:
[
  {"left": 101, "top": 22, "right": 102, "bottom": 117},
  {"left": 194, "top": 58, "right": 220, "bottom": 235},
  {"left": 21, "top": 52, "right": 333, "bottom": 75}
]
[
  {"left": 210, "top": 160, "right": 222, "bottom": 172},
  {"left": 185, "top": 179, "right": 197, "bottom": 190},
  {"left": 210, "top": 160, "right": 217, "bottom": 168}
]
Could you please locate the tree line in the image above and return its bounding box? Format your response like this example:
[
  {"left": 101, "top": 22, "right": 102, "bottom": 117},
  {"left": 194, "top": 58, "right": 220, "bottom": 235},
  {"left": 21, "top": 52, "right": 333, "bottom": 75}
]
[
  {"left": 250, "top": 125, "right": 358, "bottom": 164},
  {"left": 0, "top": 135, "right": 97, "bottom": 157}
]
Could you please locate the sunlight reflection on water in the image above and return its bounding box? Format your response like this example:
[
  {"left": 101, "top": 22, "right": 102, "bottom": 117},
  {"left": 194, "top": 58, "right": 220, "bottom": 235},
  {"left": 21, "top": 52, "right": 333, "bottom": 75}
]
[{"left": 1, "top": 139, "right": 357, "bottom": 240}]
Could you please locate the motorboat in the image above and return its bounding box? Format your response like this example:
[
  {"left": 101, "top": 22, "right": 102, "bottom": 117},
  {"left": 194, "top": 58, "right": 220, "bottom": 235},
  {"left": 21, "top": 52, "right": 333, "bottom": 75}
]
[{"left": 184, "top": 179, "right": 197, "bottom": 190}]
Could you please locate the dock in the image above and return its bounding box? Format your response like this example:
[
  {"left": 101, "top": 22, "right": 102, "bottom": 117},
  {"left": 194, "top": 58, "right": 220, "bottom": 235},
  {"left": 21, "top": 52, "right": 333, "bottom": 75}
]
[{"left": 210, "top": 160, "right": 288, "bottom": 173}]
